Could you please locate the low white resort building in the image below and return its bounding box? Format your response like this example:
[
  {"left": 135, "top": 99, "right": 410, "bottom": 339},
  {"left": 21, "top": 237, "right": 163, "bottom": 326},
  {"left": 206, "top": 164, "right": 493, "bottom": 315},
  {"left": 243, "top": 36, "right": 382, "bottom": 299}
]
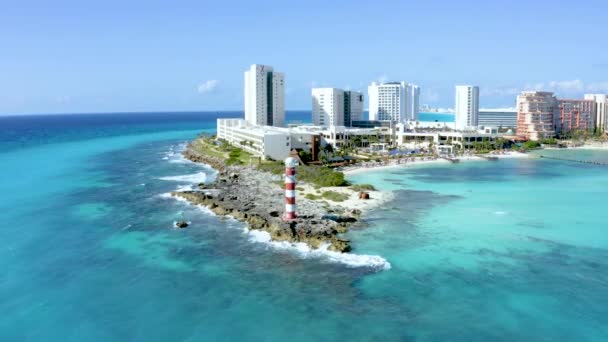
[
  {"left": 217, "top": 118, "right": 507, "bottom": 160},
  {"left": 395, "top": 124, "right": 503, "bottom": 150},
  {"left": 217, "top": 118, "right": 392, "bottom": 160},
  {"left": 217, "top": 119, "right": 317, "bottom": 160}
]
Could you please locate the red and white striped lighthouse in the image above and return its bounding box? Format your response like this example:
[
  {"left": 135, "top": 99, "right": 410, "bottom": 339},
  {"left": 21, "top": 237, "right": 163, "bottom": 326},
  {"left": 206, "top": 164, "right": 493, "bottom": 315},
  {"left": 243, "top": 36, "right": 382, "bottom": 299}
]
[{"left": 283, "top": 157, "right": 298, "bottom": 220}]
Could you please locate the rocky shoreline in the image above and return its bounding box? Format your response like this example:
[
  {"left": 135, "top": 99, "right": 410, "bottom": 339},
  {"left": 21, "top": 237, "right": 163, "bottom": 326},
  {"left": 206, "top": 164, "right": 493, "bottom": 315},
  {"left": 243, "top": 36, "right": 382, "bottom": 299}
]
[{"left": 172, "top": 142, "right": 366, "bottom": 252}]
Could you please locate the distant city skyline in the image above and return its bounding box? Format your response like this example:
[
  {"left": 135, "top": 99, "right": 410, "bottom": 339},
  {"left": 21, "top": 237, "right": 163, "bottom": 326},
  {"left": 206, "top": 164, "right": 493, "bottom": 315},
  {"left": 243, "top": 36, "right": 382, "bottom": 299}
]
[{"left": 1, "top": 0, "right": 608, "bottom": 115}]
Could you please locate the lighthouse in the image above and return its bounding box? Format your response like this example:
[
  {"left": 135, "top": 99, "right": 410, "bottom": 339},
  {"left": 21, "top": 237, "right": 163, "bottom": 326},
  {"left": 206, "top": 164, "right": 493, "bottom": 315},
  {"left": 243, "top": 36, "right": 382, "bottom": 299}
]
[{"left": 283, "top": 157, "right": 298, "bottom": 220}]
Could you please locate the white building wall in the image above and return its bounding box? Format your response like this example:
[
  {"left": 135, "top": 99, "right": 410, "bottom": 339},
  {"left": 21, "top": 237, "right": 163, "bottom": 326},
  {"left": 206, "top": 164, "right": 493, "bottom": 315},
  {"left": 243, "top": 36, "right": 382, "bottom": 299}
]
[
  {"left": 243, "top": 64, "right": 285, "bottom": 127},
  {"left": 312, "top": 88, "right": 344, "bottom": 126},
  {"left": 407, "top": 84, "right": 420, "bottom": 121},
  {"left": 478, "top": 110, "right": 518, "bottom": 128},
  {"left": 368, "top": 82, "right": 408, "bottom": 122},
  {"left": 272, "top": 72, "right": 285, "bottom": 127},
  {"left": 263, "top": 134, "right": 291, "bottom": 160},
  {"left": 454, "top": 85, "right": 480, "bottom": 130},
  {"left": 584, "top": 94, "right": 608, "bottom": 132},
  {"left": 217, "top": 119, "right": 322, "bottom": 160},
  {"left": 217, "top": 118, "right": 291, "bottom": 160}
]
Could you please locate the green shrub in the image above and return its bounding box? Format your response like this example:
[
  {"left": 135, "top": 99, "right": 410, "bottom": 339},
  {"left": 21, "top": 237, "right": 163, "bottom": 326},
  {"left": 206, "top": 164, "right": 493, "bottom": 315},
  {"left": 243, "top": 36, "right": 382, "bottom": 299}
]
[
  {"left": 350, "top": 184, "right": 376, "bottom": 192},
  {"left": 256, "top": 162, "right": 347, "bottom": 187},
  {"left": 299, "top": 150, "right": 312, "bottom": 163},
  {"left": 226, "top": 148, "right": 244, "bottom": 165},
  {"left": 523, "top": 141, "right": 542, "bottom": 150},
  {"left": 321, "top": 191, "right": 349, "bottom": 202},
  {"left": 541, "top": 138, "right": 558, "bottom": 145},
  {"left": 305, "top": 193, "right": 322, "bottom": 200}
]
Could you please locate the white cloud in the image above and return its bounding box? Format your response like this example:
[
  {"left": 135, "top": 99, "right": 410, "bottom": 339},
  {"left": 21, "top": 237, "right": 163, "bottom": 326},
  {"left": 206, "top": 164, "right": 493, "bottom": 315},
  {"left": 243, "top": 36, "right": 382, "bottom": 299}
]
[
  {"left": 521, "top": 79, "right": 608, "bottom": 94},
  {"left": 481, "top": 87, "right": 520, "bottom": 97},
  {"left": 197, "top": 80, "right": 219, "bottom": 94},
  {"left": 548, "top": 79, "right": 584, "bottom": 92},
  {"left": 586, "top": 82, "right": 608, "bottom": 93}
]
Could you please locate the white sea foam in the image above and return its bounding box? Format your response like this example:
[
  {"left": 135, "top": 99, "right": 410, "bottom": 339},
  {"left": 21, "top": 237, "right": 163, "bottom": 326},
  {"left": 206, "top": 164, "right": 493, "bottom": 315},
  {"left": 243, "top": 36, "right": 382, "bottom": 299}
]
[
  {"left": 158, "top": 192, "right": 217, "bottom": 217},
  {"left": 159, "top": 171, "right": 208, "bottom": 183},
  {"left": 162, "top": 143, "right": 194, "bottom": 164},
  {"left": 158, "top": 192, "right": 173, "bottom": 199},
  {"left": 175, "top": 184, "right": 194, "bottom": 192},
  {"left": 158, "top": 177, "right": 390, "bottom": 271},
  {"left": 495, "top": 211, "right": 506, "bottom": 215},
  {"left": 246, "top": 230, "right": 391, "bottom": 271}
]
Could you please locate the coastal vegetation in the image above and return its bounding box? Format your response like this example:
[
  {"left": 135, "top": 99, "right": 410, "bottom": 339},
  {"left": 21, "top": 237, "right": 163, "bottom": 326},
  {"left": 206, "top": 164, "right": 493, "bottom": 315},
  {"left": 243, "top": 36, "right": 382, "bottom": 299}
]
[
  {"left": 179, "top": 138, "right": 364, "bottom": 253},
  {"left": 192, "top": 136, "right": 254, "bottom": 165},
  {"left": 257, "top": 161, "right": 347, "bottom": 187},
  {"left": 304, "top": 191, "right": 349, "bottom": 202},
  {"left": 522, "top": 141, "right": 542, "bottom": 150},
  {"left": 350, "top": 184, "right": 376, "bottom": 192},
  {"left": 192, "top": 135, "right": 348, "bottom": 187},
  {"left": 321, "top": 191, "right": 349, "bottom": 202}
]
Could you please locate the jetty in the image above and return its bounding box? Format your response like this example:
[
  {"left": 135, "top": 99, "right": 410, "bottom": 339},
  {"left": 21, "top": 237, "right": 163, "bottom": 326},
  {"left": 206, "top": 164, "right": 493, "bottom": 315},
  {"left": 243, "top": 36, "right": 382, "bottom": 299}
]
[{"left": 539, "top": 155, "right": 608, "bottom": 166}]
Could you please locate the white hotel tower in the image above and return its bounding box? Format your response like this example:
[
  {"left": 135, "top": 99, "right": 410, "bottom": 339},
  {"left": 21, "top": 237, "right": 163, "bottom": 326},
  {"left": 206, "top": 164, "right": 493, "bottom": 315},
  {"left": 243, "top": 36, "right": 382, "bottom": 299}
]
[
  {"left": 311, "top": 88, "right": 363, "bottom": 127},
  {"left": 454, "top": 85, "right": 480, "bottom": 130},
  {"left": 368, "top": 81, "right": 419, "bottom": 123},
  {"left": 368, "top": 82, "right": 407, "bottom": 122},
  {"left": 244, "top": 64, "right": 285, "bottom": 127},
  {"left": 407, "top": 84, "right": 420, "bottom": 121},
  {"left": 584, "top": 94, "right": 608, "bottom": 132}
]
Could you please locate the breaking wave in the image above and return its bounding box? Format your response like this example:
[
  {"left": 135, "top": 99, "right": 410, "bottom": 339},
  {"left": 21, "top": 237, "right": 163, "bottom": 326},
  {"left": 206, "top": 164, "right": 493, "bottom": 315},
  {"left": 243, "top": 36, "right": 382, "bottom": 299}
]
[
  {"left": 247, "top": 230, "right": 391, "bottom": 271},
  {"left": 159, "top": 171, "right": 209, "bottom": 184}
]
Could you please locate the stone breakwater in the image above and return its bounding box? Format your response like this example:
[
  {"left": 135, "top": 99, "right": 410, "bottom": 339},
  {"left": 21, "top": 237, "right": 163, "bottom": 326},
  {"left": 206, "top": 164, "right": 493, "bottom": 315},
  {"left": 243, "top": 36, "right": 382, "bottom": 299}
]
[{"left": 173, "top": 142, "right": 362, "bottom": 252}]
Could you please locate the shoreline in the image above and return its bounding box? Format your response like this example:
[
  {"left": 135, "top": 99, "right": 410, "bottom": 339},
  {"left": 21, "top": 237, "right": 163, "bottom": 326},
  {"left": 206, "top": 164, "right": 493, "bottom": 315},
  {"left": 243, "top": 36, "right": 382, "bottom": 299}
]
[
  {"left": 170, "top": 140, "right": 393, "bottom": 254},
  {"left": 343, "top": 151, "right": 530, "bottom": 175}
]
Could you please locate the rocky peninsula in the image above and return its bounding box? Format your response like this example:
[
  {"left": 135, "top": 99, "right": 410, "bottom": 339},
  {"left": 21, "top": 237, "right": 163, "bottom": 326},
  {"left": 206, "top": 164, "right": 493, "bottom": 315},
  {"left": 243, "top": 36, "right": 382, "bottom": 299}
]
[{"left": 171, "top": 138, "right": 387, "bottom": 252}]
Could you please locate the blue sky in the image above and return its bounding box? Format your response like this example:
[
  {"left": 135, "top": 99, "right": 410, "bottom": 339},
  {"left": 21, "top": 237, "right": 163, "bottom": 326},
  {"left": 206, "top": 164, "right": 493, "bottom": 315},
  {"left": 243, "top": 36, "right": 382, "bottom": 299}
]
[{"left": 1, "top": 0, "right": 607, "bottom": 115}]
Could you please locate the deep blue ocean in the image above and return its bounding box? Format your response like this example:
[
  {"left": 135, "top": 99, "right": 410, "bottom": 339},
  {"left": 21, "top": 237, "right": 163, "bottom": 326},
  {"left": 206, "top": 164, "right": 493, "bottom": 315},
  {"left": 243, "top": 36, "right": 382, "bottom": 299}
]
[{"left": 1, "top": 111, "right": 607, "bottom": 341}]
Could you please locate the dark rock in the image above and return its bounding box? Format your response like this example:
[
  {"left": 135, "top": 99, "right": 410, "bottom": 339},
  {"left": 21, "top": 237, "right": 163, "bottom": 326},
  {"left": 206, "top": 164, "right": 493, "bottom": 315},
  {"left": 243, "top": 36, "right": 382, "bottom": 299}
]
[{"left": 175, "top": 221, "right": 189, "bottom": 228}]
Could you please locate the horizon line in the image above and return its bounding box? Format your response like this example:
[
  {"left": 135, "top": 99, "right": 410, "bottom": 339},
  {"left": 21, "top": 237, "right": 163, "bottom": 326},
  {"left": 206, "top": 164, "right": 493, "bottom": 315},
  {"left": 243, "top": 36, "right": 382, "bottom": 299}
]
[{"left": 0, "top": 109, "right": 466, "bottom": 118}]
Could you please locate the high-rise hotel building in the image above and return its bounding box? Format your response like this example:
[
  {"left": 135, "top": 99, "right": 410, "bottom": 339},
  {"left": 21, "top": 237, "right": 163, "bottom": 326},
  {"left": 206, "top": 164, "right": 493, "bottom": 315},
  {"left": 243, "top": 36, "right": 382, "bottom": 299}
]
[
  {"left": 557, "top": 99, "right": 595, "bottom": 134},
  {"left": 584, "top": 94, "right": 608, "bottom": 132},
  {"left": 368, "top": 82, "right": 407, "bottom": 122},
  {"left": 516, "top": 91, "right": 557, "bottom": 141},
  {"left": 454, "top": 85, "right": 480, "bottom": 130},
  {"left": 368, "top": 81, "right": 420, "bottom": 123},
  {"left": 244, "top": 64, "right": 285, "bottom": 127},
  {"left": 407, "top": 84, "right": 420, "bottom": 121},
  {"left": 312, "top": 88, "right": 363, "bottom": 127},
  {"left": 344, "top": 90, "right": 364, "bottom": 126}
]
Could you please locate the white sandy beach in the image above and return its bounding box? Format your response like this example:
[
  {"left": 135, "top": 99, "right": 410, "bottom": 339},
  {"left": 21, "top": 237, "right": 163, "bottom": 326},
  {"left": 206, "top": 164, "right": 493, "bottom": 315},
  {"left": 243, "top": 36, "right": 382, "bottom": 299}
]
[
  {"left": 297, "top": 183, "right": 394, "bottom": 212},
  {"left": 342, "top": 151, "right": 530, "bottom": 176}
]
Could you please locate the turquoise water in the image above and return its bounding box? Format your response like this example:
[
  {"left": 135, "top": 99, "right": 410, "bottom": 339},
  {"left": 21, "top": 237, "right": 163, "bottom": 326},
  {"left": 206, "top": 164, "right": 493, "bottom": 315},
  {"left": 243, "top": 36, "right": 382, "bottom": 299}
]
[
  {"left": 1, "top": 113, "right": 607, "bottom": 341},
  {"left": 418, "top": 112, "right": 454, "bottom": 122}
]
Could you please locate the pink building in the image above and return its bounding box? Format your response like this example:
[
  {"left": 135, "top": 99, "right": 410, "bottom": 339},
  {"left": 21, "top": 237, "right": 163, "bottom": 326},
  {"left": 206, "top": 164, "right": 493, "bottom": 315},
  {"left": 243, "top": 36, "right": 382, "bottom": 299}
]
[
  {"left": 557, "top": 99, "right": 595, "bottom": 134},
  {"left": 517, "top": 91, "right": 557, "bottom": 141}
]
